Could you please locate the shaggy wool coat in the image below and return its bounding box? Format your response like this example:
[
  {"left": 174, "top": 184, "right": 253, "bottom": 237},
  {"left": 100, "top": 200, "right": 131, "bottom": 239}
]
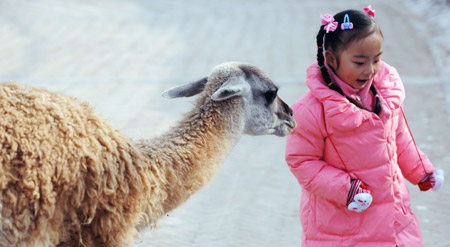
[{"left": 285, "top": 61, "right": 435, "bottom": 247}]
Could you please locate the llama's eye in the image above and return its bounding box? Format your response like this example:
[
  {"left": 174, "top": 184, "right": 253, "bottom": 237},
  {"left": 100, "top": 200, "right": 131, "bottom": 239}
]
[{"left": 264, "top": 90, "right": 277, "bottom": 103}]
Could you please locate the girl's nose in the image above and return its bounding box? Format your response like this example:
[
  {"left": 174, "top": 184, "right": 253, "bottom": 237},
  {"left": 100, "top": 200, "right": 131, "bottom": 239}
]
[{"left": 363, "top": 65, "right": 374, "bottom": 76}]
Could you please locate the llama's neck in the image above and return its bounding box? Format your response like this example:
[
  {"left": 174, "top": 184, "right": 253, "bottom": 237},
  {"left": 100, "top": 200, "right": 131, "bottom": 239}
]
[{"left": 137, "top": 97, "right": 244, "bottom": 221}]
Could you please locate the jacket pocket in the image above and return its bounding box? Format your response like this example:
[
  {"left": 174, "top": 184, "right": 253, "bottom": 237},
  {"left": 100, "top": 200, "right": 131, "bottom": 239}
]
[{"left": 315, "top": 197, "right": 361, "bottom": 235}]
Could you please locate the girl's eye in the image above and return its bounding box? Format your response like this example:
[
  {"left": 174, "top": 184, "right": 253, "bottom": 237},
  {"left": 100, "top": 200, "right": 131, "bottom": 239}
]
[
  {"left": 374, "top": 60, "right": 380, "bottom": 64},
  {"left": 354, "top": 62, "right": 364, "bottom": 66}
]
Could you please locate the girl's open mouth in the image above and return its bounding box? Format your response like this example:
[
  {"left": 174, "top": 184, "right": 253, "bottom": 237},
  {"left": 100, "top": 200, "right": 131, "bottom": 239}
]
[{"left": 356, "top": 79, "right": 369, "bottom": 84}]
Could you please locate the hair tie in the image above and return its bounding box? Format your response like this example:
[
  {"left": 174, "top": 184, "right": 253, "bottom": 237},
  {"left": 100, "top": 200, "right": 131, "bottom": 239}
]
[
  {"left": 341, "top": 14, "right": 354, "bottom": 30},
  {"left": 321, "top": 14, "right": 338, "bottom": 33},
  {"left": 364, "top": 5, "right": 375, "bottom": 18}
]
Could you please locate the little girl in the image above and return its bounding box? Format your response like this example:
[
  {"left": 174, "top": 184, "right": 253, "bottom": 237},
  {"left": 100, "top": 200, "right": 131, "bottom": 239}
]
[{"left": 285, "top": 6, "right": 444, "bottom": 247}]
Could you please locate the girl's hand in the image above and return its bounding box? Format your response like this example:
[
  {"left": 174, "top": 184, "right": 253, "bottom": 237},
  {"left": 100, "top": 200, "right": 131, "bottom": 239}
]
[
  {"left": 418, "top": 169, "right": 444, "bottom": 191},
  {"left": 347, "top": 180, "right": 372, "bottom": 213}
]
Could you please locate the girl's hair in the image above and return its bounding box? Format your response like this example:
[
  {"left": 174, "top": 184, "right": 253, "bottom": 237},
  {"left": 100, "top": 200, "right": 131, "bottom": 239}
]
[{"left": 316, "top": 9, "right": 382, "bottom": 115}]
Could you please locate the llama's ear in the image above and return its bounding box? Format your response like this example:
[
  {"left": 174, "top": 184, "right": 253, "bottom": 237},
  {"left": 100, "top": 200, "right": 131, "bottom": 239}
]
[
  {"left": 211, "top": 77, "right": 250, "bottom": 101},
  {"left": 162, "top": 77, "right": 208, "bottom": 98}
]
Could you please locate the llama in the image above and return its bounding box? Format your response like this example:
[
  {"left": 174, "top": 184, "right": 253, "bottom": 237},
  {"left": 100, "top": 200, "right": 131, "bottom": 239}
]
[{"left": 0, "top": 62, "right": 296, "bottom": 247}]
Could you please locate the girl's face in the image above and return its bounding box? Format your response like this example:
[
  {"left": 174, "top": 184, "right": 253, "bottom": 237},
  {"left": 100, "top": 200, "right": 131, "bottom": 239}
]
[{"left": 326, "top": 32, "right": 383, "bottom": 89}]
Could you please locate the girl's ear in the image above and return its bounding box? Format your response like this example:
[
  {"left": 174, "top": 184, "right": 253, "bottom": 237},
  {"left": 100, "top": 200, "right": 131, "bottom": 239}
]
[{"left": 325, "top": 50, "right": 338, "bottom": 70}]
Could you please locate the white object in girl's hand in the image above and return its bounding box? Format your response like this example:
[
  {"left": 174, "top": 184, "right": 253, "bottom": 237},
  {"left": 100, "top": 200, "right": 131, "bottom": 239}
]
[
  {"left": 433, "top": 169, "right": 444, "bottom": 191},
  {"left": 348, "top": 193, "right": 373, "bottom": 213}
]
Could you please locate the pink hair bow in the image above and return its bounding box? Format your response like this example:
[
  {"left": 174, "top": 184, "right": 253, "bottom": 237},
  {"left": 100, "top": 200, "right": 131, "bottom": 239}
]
[
  {"left": 364, "top": 5, "right": 375, "bottom": 18},
  {"left": 321, "top": 14, "right": 338, "bottom": 33}
]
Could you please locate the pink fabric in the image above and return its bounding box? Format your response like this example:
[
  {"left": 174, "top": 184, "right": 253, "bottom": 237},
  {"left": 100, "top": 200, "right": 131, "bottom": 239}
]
[
  {"left": 364, "top": 5, "right": 376, "bottom": 18},
  {"left": 321, "top": 14, "right": 338, "bottom": 33},
  {"left": 285, "top": 61, "right": 435, "bottom": 246}
]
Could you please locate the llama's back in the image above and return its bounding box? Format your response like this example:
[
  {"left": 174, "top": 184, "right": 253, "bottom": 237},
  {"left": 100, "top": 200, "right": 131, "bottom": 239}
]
[{"left": 0, "top": 83, "right": 148, "bottom": 246}]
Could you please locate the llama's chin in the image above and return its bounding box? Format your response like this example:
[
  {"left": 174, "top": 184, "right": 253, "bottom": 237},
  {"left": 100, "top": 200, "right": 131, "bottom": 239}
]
[
  {"left": 244, "top": 125, "right": 293, "bottom": 137},
  {"left": 273, "top": 128, "right": 291, "bottom": 137}
]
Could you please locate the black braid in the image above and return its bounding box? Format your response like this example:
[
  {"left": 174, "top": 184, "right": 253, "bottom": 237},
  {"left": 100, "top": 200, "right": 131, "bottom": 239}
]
[
  {"left": 370, "top": 85, "right": 382, "bottom": 115},
  {"left": 316, "top": 25, "right": 381, "bottom": 115},
  {"left": 316, "top": 27, "right": 332, "bottom": 87}
]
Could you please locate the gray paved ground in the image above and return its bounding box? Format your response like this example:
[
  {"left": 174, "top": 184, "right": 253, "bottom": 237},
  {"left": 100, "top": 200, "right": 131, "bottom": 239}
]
[{"left": 0, "top": 0, "right": 449, "bottom": 246}]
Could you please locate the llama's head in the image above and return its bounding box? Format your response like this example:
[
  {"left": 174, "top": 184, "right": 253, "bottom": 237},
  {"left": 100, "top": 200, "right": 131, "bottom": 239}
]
[{"left": 162, "top": 62, "right": 296, "bottom": 137}]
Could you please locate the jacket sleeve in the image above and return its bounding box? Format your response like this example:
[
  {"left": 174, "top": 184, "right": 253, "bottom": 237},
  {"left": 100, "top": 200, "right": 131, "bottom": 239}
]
[
  {"left": 285, "top": 102, "right": 350, "bottom": 205},
  {"left": 396, "top": 108, "right": 435, "bottom": 184}
]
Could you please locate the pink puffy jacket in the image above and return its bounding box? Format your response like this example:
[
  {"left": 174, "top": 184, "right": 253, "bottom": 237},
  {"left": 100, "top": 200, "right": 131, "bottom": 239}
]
[{"left": 285, "top": 61, "right": 435, "bottom": 247}]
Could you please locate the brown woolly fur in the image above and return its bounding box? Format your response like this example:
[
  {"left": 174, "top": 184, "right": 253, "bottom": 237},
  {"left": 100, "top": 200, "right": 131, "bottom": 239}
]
[
  {"left": 0, "top": 83, "right": 160, "bottom": 246},
  {"left": 0, "top": 62, "right": 295, "bottom": 247}
]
